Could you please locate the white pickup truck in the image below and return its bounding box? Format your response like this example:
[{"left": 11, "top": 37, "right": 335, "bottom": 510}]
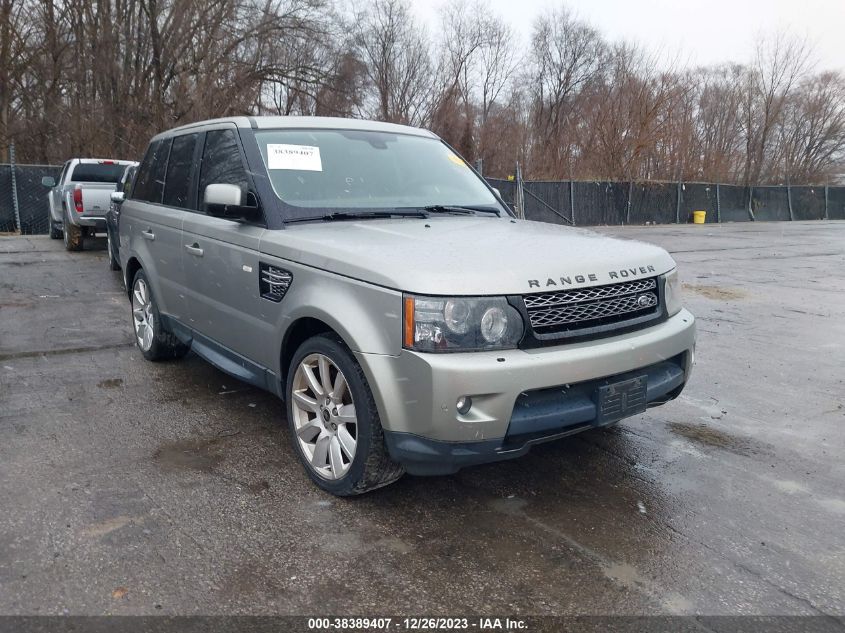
[{"left": 42, "top": 158, "right": 135, "bottom": 251}]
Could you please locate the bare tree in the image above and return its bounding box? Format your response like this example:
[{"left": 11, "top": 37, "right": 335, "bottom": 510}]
[
  {"left": 741, "top": 32, "right": 813, "bottom": 185},
  {"left": 2, "top": 0, "right": 843, "bottom": 187},
  {"left": 0, "top": 0, "right": 36, "bottom": 160},
  {"left": 776, "top": 72, "right": 845, "bottom": 183},
  {"left": 528, "top": 6, "right": 605, "bottom": 178},
  {"left": 353, "top": 0, "right": 433, "bottom": 125},
  {"left": 693, "top": 65, "right": 746, "bottom": 182}
]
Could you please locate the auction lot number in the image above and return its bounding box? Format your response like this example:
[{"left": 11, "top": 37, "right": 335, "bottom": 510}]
[{"left": 308, "top": 617, "right": 527, "bottom": 630}]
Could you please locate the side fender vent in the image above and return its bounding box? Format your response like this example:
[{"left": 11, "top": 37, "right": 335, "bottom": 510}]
[{"left": 259, "top": 262, "right": 292, "bottom": 303}]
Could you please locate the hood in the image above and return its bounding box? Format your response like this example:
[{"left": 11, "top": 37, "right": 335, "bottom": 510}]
[{"left": 259, "top": 217, "right": 676, "bottom": 296}]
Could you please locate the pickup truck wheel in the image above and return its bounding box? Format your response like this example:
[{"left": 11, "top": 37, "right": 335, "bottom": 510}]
[
  {"left": 49, "top": 220, "right": 62, "bottom": 239},
  {"left": 286, "top": 335, "right": 404, "bottom": 495},
  {"left": 63, "top": 222, "right": 83, "bottom": 251},
  {"left": 130, "top": 269, "right": 189, "bottom": 361}
]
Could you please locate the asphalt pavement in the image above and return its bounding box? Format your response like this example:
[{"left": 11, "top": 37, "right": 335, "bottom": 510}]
[{"left": 0, "top": 222, "right": 843, "bottom": 617}]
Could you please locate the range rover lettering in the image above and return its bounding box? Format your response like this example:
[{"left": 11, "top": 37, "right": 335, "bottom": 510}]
[{"left": 119, "top": 116, "right": 696, "bottom": 496}]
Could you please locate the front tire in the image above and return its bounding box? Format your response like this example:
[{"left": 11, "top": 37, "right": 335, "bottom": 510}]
[
  {"left": 286, "top": 334, "right": 404, "bottom": 496},
  {"left": 130, "top": 269, "right": 189, "bottom": 361},
  {"left": 49, "top": 218, "right": 62, "bottom": 239}
]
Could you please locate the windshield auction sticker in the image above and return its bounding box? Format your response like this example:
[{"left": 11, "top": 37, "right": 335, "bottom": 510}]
[{"left": 267, "top": 144, "right": 323, "bottom": 171}]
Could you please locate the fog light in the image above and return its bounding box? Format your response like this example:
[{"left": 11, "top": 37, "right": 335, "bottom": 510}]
[{"left": 456, "top": 396, "right": 472, "bottom": 415}]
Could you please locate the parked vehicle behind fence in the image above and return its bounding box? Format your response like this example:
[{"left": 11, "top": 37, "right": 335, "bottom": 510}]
[
  {"left": 119, "top": 116, "right": 696, "bottom": 496},
  {"left": 105, "top": 164, "right": 139, "bottom": 271},
  {"left": 42, "top": 158, "right": 135, "bottom": 251}
]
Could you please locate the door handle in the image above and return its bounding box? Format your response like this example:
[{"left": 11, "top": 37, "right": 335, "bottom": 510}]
[
  {"left": 185, "top": 243, "right": 204, "bottom": 257},
  {"left": 141, "top": 229, "right": 155, "bottom": 241}
]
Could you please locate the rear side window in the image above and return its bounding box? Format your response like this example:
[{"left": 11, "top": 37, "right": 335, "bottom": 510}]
[
  {"left": 133, "top": 140, "right": 171, "bottom": 203},
  {"left": 198, "top": 129, "right": 250, "bottom": 212},
  {"left": 70, "top": 163, "right": 125, "bottom": 183},
  {"left": 163, "top": 134, "right": 198, "bottom": 208}
]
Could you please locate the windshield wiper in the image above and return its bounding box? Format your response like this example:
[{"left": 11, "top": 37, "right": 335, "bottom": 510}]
[
  {"left": 417, "top": 205, "right": 501, "bottom": 216},
  {"left": 286, "top": 210, "right": 428, "bottom": 224}
]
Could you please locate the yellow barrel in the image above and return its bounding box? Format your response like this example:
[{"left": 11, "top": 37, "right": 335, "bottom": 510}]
[{"left": 692, "top": 210, "right": 706, "bottom": 224}]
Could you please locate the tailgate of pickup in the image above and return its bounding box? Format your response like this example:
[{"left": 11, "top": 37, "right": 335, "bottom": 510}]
[{"left": 74, "top": 184, "right": 115, "bottom": 217}]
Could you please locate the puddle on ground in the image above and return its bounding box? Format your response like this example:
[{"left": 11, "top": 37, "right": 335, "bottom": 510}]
[
  {"left": 683, "top": 284, "right": 746, "bottom": 300},
  {"left": 668, "top": 422, "right": 757, "bottom": 456},
  {"left": 153, "top": 437, "right": 226, "bottom": 473},
  {"left": 97, "top": 378, "right": 123, "bottom": 389}
]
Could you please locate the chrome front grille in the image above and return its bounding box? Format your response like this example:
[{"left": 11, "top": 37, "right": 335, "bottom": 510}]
[
  {"left": 523, "top": 277, "right": 660, "bottom": 335},
  {"left": 523, "top": 278, "right": 657, "bottom": 309}
]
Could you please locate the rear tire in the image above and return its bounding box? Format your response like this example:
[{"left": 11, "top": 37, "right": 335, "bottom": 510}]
[
  {"left": 63, "top": 221, "right": 83, "bottom": 251},
  {"left": 286, "top": 334, "right": 404, "bottom": 496},
  {"left": 130, "top": 269, "right": 189, "bottom": 361}
]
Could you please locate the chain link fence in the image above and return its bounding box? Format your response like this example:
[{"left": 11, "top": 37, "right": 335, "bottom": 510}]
[
  {"left": 2, "top": 165, "right": 844, "bottom": 234},
  {"left": 0, "top": 164, "right": 62, "bottom": 235},
  {"left": 486, "top": 177, "right": 845, "bottom": 227}
]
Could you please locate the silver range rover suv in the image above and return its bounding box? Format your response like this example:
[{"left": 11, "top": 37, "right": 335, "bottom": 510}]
[{"left": 119, "top": 116, "right": 696, "bottom": 496}]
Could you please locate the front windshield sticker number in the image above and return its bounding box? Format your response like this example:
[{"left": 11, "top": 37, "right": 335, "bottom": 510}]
[
  {"left": 447, "top": 153, "right": 467, "bottom": 167},
  {"left": 267, "top": 144, "right": 323, "bottom": 172}
]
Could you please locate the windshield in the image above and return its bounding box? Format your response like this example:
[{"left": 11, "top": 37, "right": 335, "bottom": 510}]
[{"left": 254, "top": 129, "right": 502, "bottom": 221}]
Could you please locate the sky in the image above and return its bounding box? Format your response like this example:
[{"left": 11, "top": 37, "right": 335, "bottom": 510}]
[{"left": 411, "top": 0, "right": 845, "bottom": 73}]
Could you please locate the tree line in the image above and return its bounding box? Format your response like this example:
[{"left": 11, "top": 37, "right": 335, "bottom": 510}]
[{"left": 1, "top": 0, "right": 843, "bottom": 184}]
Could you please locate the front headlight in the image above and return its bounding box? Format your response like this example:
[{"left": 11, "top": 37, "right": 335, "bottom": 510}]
[
  {"left": 403, "top": 294, "right": 524, "bottom": 352},
  {"left": 663, "top": 269, "right": 683, "bottom": 316}
]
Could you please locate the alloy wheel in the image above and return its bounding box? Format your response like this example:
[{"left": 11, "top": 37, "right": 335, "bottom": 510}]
[
  {"left": 131, "top": 278, "right": 155, "bottom": 351},
  {"left": 290, "top": 353, "right": 358, "bottom": 480}
]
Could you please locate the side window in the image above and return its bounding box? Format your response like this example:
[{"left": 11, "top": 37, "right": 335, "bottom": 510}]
[
  {"left": 198, "top": 129, "right": 251, "bottom": 212},
  {"left": 163, "top": 133, "right": 198, "bottom": 208},
  {"left": 122, "top": 166, "right": 137, "bottom": 197},
  {"left": 132, "top": 139, "right": 170, "bottom": 203}
]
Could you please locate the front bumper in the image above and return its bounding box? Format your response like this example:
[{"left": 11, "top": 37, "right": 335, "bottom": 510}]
[{"left": 357, "top": 308, "right": 695, "bottom": 474}]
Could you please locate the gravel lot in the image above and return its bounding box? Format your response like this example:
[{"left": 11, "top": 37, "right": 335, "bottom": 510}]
[{"left": 1, "top": 222, "right": 843, "bottom": 617}]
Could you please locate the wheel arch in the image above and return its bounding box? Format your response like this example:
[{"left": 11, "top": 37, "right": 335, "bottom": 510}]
[
  {"left": 280, "top": 316, "right": 342, "bottom": 387},
  {"left": 124, "top": 257, "right": 143, "bottom": 297}
]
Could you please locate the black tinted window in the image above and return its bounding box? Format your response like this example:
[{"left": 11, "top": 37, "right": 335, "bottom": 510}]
[
  {"left": 70, "top": 163, "right": 125, "bottom": 183},
  {"left": 199, "top": 129, "right": 250, "bottom": 211},
  {"left": 133, "top": 139, "right": 170, "bottom": 203},
  {"left": 163, "top": 134, "right": 198, "bottom": 208}
]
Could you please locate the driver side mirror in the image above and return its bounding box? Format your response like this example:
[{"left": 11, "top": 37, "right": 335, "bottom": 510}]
[
  {"left": 110, "top": 191, "right": 125, "bottom": 204},
  {"left": 41, "top": 176, "right": 56, "bottom": 188},
  {"left": 204, "top": 183, "right": 262, "bottom": 222}
]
